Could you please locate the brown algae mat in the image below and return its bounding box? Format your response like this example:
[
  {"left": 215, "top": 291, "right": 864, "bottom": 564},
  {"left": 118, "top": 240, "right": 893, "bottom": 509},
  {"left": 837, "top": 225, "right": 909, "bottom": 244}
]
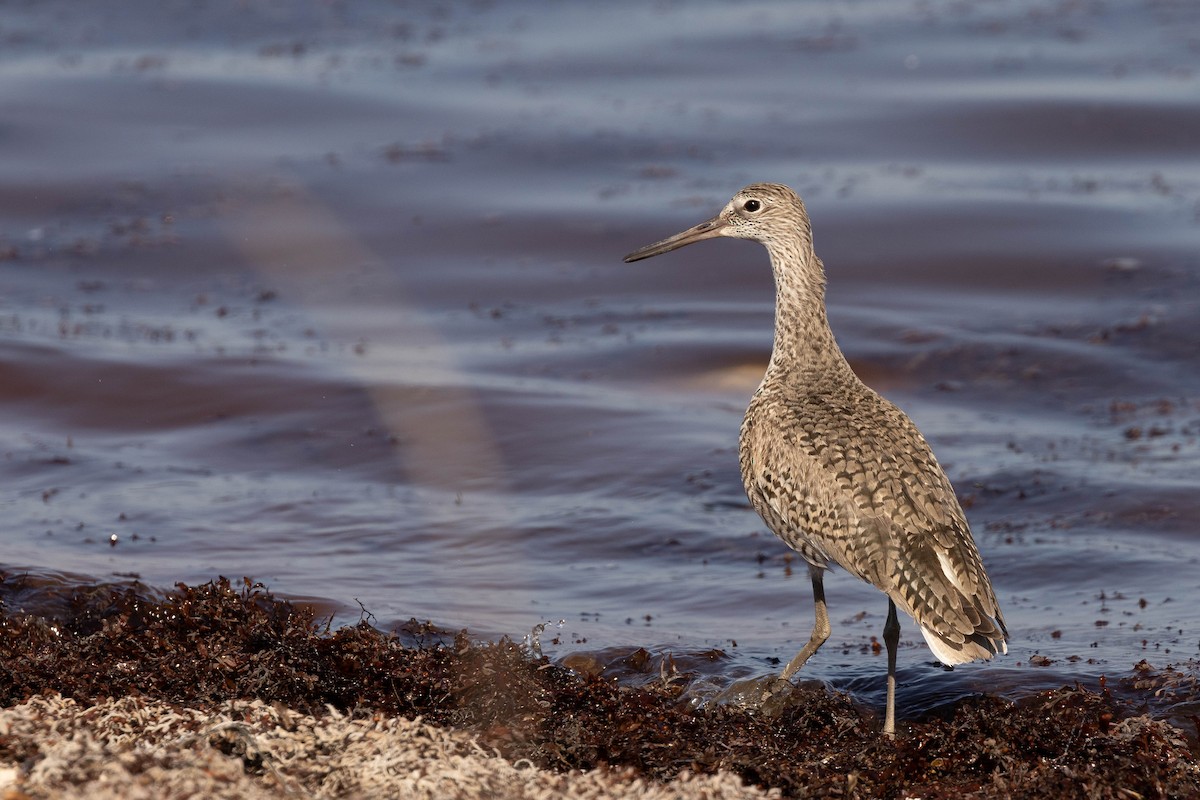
[{"left": 0, "top": 576, "right": 1197, "bottom": 799}]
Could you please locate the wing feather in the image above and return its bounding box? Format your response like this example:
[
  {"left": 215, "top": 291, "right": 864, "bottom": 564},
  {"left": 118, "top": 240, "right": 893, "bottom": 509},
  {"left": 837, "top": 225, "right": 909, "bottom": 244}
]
[{"left": 740, "top": 383, "right": 1008, "bottom": 665}]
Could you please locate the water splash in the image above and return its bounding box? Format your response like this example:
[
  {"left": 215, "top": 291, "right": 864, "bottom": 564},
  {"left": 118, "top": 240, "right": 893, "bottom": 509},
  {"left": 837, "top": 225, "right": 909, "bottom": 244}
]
[{"left": 524, "top": 619, "right": 565, "bottom": 659}]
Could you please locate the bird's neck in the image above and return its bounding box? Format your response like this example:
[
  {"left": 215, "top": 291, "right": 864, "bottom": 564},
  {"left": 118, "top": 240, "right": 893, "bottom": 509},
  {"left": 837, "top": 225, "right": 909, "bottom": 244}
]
[{"left": 763, "top": 239, "right": 855, "bottom": 389}]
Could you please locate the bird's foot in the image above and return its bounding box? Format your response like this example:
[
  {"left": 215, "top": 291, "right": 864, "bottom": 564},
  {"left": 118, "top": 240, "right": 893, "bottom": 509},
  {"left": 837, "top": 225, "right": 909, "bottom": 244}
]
[{"left": 714, "top": 675, "right": 800, "bottom": 717}]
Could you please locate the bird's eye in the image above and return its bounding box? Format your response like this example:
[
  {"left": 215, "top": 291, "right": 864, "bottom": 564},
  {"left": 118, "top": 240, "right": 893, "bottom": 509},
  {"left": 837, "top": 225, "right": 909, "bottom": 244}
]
[{"left": 742, "top": 199, "right": 762, "bottom": 213}]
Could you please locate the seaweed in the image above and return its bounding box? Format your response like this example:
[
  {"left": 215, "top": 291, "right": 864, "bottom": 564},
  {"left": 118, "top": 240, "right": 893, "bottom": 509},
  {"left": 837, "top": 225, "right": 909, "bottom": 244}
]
[{"left": 1, "top": 574, "right": 1196, "bottom": 798}]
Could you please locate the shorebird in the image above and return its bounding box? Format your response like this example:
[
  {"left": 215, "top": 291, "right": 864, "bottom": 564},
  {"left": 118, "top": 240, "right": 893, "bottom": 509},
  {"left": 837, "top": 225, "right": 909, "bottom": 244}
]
[{"left": 623, "top": 183, "right": 1007, "bottom": 736}]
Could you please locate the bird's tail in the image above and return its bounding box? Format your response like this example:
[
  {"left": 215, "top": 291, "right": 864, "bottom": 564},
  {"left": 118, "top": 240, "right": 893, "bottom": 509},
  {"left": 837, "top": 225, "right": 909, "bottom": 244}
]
[{"left": 919, "top": 610, "right": 1008, "bottom": 666}]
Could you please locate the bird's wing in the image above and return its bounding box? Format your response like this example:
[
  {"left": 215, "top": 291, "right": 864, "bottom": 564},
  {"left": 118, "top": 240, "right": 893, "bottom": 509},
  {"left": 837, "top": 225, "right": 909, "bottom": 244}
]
[{"left": 743, "top": 387, "right": 1007, "bottom": 663}]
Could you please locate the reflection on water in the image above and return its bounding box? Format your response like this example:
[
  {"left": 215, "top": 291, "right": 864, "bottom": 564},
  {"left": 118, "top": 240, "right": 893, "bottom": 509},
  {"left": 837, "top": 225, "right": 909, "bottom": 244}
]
[{"left": 1, "top": 0, "right": 1199, "bottom": 720}]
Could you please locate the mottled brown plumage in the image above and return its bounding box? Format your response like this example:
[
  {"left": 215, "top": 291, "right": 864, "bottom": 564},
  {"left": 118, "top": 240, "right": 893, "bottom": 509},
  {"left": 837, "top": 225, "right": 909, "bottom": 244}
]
[{"left": 624, "top": 182, "right": 1007, "bottom": 736}]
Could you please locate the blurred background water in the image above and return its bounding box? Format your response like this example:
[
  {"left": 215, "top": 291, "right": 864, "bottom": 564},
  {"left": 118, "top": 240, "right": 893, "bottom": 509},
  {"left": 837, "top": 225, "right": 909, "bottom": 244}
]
[{"left": 2, "top": 0, "right": 1199, "bottom": 724}]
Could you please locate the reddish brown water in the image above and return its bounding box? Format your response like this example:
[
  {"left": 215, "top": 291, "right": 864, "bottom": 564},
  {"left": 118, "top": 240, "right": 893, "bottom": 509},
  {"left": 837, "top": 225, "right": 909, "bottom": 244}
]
[{"left": 2, "top": 0, "right": 1199, "bottom": 724}]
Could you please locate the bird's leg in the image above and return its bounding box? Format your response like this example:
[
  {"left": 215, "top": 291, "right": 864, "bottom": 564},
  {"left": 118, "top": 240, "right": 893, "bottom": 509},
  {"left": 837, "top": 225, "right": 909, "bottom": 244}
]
[
  {"left": 883, "top": 598, "right": 899, "bottom": 738},
  {"left": 716, "top": 566, "right": 829, "bottom": 713},
  {"left": 780, "top": 566, "right": 830, "bottom": 681}
]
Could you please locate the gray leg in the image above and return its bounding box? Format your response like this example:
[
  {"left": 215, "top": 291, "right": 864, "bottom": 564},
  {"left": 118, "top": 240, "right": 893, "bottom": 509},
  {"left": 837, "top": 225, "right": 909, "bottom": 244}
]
[
  {"left": 883, "top": 599, "right": 900, "bottom": 737},
  {"left": 780, "top": 567, "right": 831, "bottom": 681}
]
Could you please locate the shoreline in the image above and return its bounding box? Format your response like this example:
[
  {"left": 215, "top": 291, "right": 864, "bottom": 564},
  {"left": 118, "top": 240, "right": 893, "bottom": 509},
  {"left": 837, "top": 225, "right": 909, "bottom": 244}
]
[{"left": 1, "top": 576, "right": 1197, "bottom": 798}]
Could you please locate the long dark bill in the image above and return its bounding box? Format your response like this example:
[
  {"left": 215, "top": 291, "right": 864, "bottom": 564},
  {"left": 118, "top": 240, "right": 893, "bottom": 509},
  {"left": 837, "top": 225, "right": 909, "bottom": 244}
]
[{"left": 622, "top": 215, "right": 728, "bottom": 263}]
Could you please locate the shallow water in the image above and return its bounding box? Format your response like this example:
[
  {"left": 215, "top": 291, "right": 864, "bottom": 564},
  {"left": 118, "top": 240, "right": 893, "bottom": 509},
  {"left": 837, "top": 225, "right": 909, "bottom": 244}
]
[{"left": 2, "top": 0, "right": 1199, "bottom": 725}]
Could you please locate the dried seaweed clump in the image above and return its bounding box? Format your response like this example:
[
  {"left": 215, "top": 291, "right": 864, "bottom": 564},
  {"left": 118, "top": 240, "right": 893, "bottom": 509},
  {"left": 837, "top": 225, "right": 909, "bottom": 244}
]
[{"left": 1, "top": 575, "right": 1198, "bottom": 799}]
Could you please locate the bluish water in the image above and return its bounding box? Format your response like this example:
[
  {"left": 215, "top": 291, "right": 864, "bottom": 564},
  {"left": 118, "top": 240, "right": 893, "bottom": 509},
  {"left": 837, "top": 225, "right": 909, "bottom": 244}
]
[{"left": 2, "top": 0, "right": 1199, "bottom": 726}]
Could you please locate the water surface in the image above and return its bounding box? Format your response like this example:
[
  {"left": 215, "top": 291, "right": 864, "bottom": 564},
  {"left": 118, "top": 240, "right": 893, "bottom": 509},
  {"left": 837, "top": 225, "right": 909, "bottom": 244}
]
[{"left": 2, "top": 0, "right": 1199, "bottom": 725}]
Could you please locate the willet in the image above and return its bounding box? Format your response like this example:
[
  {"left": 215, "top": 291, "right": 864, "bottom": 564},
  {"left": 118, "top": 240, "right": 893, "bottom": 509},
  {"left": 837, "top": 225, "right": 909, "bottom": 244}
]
[{"left": 623, "top": 182, "right": 1007, "bottom": 736}]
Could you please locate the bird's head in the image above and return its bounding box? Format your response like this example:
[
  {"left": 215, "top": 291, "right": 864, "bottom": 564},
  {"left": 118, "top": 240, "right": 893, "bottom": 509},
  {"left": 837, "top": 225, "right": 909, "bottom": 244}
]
[{"left": 623, "top": 182, "right": 808, "bottom": 263}]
